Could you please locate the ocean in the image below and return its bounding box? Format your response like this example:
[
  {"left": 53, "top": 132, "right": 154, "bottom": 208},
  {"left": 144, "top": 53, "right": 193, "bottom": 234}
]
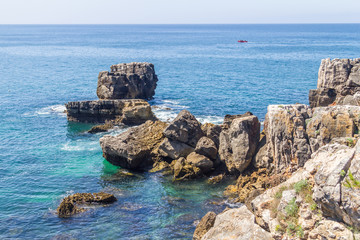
[{"left": 0, "top": 24, "right": 359, "bottom": 239}]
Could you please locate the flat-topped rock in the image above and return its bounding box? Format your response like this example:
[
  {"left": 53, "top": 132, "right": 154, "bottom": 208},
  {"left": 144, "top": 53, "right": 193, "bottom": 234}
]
[
  {"left": 309, "top": 58, "right": 360, "bottom": 107},
  {"left": 65, "top": 99, "right": 157, "bottom": 124},
  {"left": 97, "top": 62, "right": 158, "bottom": 100}
]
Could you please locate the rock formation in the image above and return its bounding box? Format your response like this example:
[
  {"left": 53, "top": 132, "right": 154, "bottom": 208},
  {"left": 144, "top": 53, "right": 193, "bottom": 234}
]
[
  {"left": 219, "top": 114, "right": 260, "bottom": 174},
  {"left": 309, "top": 58, "right": 360, "bottom": 107},
  {"left": 66, "top": 99, "right": 156, "bottom": 124},
  {"left": 100, "top": 120, "right": 167, "bottom": 169},
  {"left": 57, "top": 192, "right": 116, "bottom": 217},
  {"left": 66, "top": 62, "right": 158, "bottom": 126},
  {"left": 97, "top": 62, "right": 158, "bottom": 100}
]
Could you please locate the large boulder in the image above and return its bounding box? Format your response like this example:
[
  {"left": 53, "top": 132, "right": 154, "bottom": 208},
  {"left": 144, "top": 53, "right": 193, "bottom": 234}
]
[
  {"left": 201, "top": 123, "right": 222, "bottom": 148},
  {"left": 163, "top": 110, "right": 204, "bottom": 147},
  {"left": 263, "top": 104, "right": 312, "bottom": 173},
  {"left": 156, "top": 137, "right": 194, "bottom": 160},
  {"left": 65, "top": 99, "right": 157, "bottom": 124},
  {"left": 97, "top": 62, "right": 158, "bottom": 100},
  {"left": 219, "top": 114, "right": 260, "bottom": 174},
  {"left": 306, "top": 105, "right": 360, "bottom": 152},
  {"left": 200, "top": 206, "right": 272, "bottom": 240},
  {"left": 195, "top": 137, "right": 217, "bottom": 160},
  {"left": 309, "top": 58, "right": 360, "bottom": 107},
  {"left": 99, "top": 120, "right": 167, "bottom": 169}
]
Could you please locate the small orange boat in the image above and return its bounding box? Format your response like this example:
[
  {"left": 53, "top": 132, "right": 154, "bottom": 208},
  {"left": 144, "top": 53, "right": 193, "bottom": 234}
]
[{"left": 238, "top": 40, "right": 248, "bottom": 43}]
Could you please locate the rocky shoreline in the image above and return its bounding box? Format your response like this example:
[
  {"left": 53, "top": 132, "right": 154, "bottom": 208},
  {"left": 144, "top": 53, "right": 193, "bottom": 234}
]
[{"left": 63, "top": 59, "right": 360, "bottom": 239}]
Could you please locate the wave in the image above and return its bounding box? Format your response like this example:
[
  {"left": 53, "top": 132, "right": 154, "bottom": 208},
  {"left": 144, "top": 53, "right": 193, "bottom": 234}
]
[
  {"left": 34, "top": 104, "right": 66, "bottom": 116},
  {"left": 61, "top": 141, "right": 99, "bottom": 152}
]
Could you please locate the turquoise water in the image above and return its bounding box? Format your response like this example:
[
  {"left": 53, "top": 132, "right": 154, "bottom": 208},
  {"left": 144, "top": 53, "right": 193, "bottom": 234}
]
[{"left": 1, "top": 24, "right": 360, "bottom": 239}]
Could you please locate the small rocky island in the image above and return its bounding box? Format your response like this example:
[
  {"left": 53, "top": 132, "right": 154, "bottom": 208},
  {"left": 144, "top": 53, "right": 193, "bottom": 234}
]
[
  {"left": 64, "top": 59, "right": 360, "bottom": 239},
  {"left": 65, "top": 62, "right": 158, "bottom": 126}
]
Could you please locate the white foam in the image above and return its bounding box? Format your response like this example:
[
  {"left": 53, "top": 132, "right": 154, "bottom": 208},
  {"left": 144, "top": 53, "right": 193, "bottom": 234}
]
[
  {"left": 61, "top": 141, "right": 99, "bottom": 151},
  {"left": 197, "top": 115, "right": 224, "bottom": 125},
  {"left": 35, "top": 104, "right": 66, "bottom": 116}
]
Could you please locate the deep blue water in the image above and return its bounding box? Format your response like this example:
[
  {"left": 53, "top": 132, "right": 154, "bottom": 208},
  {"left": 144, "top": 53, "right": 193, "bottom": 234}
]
[{"left": 1, "top": 24, "right": 360, "bottom": 239}]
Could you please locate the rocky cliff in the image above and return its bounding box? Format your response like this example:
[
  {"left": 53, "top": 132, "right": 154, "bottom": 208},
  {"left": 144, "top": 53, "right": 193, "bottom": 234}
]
[
  {"left": 97, "top": 62, "right": 158, "bottom": 100},
  {"left": 309, "top": 58, "right": 360, "bottom": 107}
]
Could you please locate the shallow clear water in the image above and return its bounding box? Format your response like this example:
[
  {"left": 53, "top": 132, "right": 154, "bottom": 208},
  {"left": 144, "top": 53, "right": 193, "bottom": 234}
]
[{"left": 1, "top": 24, "right": 360, "bottom": 239}]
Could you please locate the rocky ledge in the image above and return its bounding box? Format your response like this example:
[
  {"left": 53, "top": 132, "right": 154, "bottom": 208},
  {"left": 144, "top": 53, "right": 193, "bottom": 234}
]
[{"left": 65, "top": 99, "right": 157, "bottom": 125}]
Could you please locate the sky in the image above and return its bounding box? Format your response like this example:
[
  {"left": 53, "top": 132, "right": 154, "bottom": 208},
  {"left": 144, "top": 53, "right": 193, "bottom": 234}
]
[{"left": 0, "top": 0, "right": 359, "bottom": 24}]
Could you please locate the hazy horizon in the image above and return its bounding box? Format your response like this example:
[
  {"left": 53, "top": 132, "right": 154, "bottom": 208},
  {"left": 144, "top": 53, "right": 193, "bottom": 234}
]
[{"left": 0, "top": 0, "right": 359, "bottom": 24}]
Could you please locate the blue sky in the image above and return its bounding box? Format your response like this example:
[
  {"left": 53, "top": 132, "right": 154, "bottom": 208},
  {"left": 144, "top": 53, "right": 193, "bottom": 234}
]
[{"left": 0, "top": 0, "right": 359, "bottom": 24}]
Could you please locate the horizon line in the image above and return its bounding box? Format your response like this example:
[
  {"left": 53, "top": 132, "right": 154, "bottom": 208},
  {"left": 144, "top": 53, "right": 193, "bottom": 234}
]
[{"left": 0, "top": 23, "right": 360, "bottom": 25}]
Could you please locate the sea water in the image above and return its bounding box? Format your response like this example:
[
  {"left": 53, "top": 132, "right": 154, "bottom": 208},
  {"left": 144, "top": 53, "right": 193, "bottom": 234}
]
[{"left": 0, "top": 24, "right": 360, "bottom": 239}]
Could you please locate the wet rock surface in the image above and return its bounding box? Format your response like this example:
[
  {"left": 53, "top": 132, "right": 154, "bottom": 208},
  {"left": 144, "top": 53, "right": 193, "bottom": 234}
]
[{"left": 57, "top": 192, "right": 117, "bottom": 217}]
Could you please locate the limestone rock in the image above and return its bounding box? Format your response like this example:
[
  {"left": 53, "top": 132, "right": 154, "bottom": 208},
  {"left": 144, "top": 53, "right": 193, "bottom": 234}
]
[
  {"left": 57, "top": 192, "right": 116, "bottom": 217},
  {"left": 308, "top": 219, "right": 354, "bottom": 240},
  {"left": 97, "top": 62, "right": 158, "bottom": 100},
  {"left": 306, "top": 105, "right": 360, "bottom": 152},
  {"left": 100, "top": 120, "right": 167, "bottom": 169},
  {"left": 309, "top": 58, "right": 360, "bottom": 107},
  {"left": 88, "top": 121, "right": 114, "bottom": 133},
  {"left": 201, "top": 206, "right": 272, "bottom": 240},
  {"left": 195, "top": 137, "right": 217, "bottom": 160},
  {"left": 173, "top": 157, "right": 201, "bottom": 180},
  {"left": 193, "top": 211, "right": 216, "bottom": 240},
  {"left": 163, "top": 110, "right": 204, "bottom": 147},
  {"left": 65, "top": 99, "right": 157, "bottom": 124},
  {"left": 201, "top": 123, "right": 222, "bottom": 148},
  {"left": 156, "top": 137, "right": 194, "bottom": 160},
  {"left": 186, "top": 152, "right": 213, "bottom": 173},
  {"left": 264, "top": 104, "right": 312, "bottom": 173},
  {"left": 219, "top": 114, "right": 260, "bottom": 174},
  {"left": 222, "top": 112, "right": 253, "bottom": 129},
  {"left": 252, "top": 130, "right": 270, "bottom": 169}
]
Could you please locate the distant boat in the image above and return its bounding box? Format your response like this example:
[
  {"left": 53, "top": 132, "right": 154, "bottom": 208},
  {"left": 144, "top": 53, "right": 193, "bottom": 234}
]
[{"left": 238, "top": 40, "right": 248, "bottom": 43}]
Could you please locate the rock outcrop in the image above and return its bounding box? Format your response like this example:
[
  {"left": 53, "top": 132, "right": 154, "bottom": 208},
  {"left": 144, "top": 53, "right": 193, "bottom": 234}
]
[
  {"left": 193, "top": 211, "right": 216, "bottom": 240},
  {"left": 57, "top": 192, "right": 116, "bottom": 217},
  {"left": 100, "top": 120, "right": 167, "bottom": 169},
  {"left": 260, "top": 104, "right": 312, "bottom": 173},
  {"left": 309, "top": 58, "right": 360, "bottom": 107},
  {"left": 97, "top": 62, "right": 158, "bottom": 100},
  {"left": 219, "top": 114, "right": 260, "bottom": 174},
  {"left": 66, "top": 99, "right": 156, "bottom": 124}
]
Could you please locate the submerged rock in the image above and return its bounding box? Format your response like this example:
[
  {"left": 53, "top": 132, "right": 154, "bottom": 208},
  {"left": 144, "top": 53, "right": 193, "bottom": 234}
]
[
  {"left": 100, "top": 120, "right": 167, "bottom": 169},
  {"left": 57, "top": 192, "right": 117, "bottom": 217},
  {"left": 97, "top": 62, "right": 158, "bottom": 100},
  {"left": 65, "top": 99, "right": 157, "bottom": 124},
  {"left": 88, "top": 121, "right": 114, "bottom": 133},
  {"left": 219, "top": 114, "right": 260, "bottom": 174},
  {"left": 309, "top": 58, "right": 360, "bottom": 107}
]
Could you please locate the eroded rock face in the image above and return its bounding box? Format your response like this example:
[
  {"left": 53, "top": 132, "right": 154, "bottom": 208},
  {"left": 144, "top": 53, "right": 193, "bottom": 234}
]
[
  {"left": 97, "top": 62, "right": 158, "bottom": 100},
  {"left": 195, "top": 137, "right": 217, "bottom": 160},
  {"left": 157, "top": 137, "right": 194, "bottom": 160},
  {"left": 219, "top": 114, "right": 260, "bottom": 174},
  {"left": 193, "top": 212, "right": 216, "bottom": 240},
  {"left": 306, "top": 105, "right": 360, "bottom": 152},
  {"left": 65, "top": 99, "right": 157, "bottom": 124},
  {"left": 201, "top": 206, "right": 272, "bottom": 240},
  {"left": 264, "top": 104, "right": 312, "bottom": 173},
  {"left": 309, "top": 58, "right": 360, "bottom": 107},
  {"left": 57, "top": 192, "right": 117, "bottom": 217},
  {"left": 163, "top": 110, "right": 204, "bottom": 147},
  {"left": 100, "top": 120, "right": 167, "bottom": 169}
]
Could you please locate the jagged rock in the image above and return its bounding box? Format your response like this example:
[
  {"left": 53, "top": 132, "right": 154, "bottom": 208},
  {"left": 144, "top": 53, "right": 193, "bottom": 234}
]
[
  {"left": 173, "top": 157, "right": 201, "bottom": 180},
  {"left": 156, "top": 137, "right": 194, "bottom": 160},
  {"left": 193, "top": 212, "right": 216, "bottom": 240},
  {"left": 163, "top": 110, "right": 204, "bottom": 147},
  {"left": 308, "top": 219, "right": 354, "bottom": 240},
  {"left": 57, "top": 192, "right": 117, "bottom": 217},
  {"left": 264, "top": 104, "right": 312, "bottom": 173},
  {"left": 252, "top": 130, "right": 270, "bottom": 169},
  {"left": 97, "top": 62, "right": 158, "bottom": 100},
  {"left": 88, "top": 121, "right": 114, "bottom": 133},
  {"left": 309, "top": 58, "right": 360, "bottom": 107},
  {"left": 195, "top": 137, "right": 217, "bottom": 160},
  {"left": 222, "top": 112, "right": 253, "bottom": 129},
  {"left": 219, "top": 114, "right": 260, "bottom": 174},
  {"left": 99, "top": 120, "right": 167, "bottom": 169},
  {"left": 201, "top": 206, "right": 272, "bottom": 240},
  {"left": 149, "top": 161, "right": 171, "bottom": 173},
  {"left": 201, "top": 123, "right": 222, "bottom": 148},
  {"left": 65, "top": 99, "right": 157, "bottom": 124},
  {"left": 186, "top": 152, "right": 213, "bottom": 173},
  {"left": 306, "top": 105, "right": 360, "bottom": 152}
]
